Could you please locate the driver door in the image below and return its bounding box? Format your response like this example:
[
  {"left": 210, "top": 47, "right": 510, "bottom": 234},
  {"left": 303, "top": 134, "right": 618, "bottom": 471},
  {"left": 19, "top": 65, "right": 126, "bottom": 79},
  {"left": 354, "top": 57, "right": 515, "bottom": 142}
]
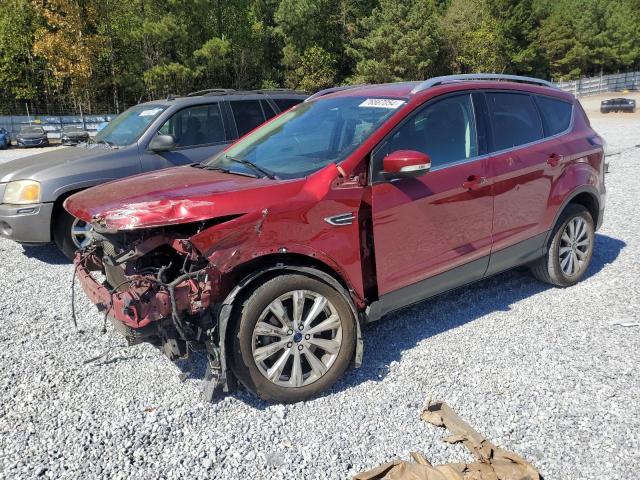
[
  {"left": 142, "top": 103, "right": 230, "bottom": 171},
  {"left": 370, "top": 93, "right": 494, "bottom": 311}
]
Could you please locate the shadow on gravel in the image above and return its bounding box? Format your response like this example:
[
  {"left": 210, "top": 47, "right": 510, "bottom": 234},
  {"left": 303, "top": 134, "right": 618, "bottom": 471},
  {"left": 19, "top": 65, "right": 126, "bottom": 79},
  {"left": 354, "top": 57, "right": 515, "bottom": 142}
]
[
  {"left": 174, "top": 234, "right": 626, "bottom": 408},
  {"left": 329, "top": 234, "right": 626, "bottom": 397},
  {"left": 66, "top": 233, "right": 628, "bottom": 408},
  {"left": 21, "top": 244, "right": 69, "bottom": 265}
]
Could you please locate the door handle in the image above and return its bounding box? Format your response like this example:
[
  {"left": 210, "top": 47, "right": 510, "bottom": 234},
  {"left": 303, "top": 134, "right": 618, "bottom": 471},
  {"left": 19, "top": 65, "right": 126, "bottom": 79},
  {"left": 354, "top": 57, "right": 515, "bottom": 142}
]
[
  {"left": 462, "top": 175, "right": 488, "bottom": 191},
  {"left": 547, "top": 153, "right": 561, "bottom": 167}
]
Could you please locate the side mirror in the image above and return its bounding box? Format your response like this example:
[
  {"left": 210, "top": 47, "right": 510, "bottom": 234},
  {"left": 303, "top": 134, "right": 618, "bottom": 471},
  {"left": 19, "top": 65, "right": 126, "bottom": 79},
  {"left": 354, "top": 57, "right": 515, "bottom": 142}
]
[
  {"left": 382, "top": 150, "right": 431, "bottom": 178},
  {"left": 149, "top": 134, "right": 176, "bottom": 152}
]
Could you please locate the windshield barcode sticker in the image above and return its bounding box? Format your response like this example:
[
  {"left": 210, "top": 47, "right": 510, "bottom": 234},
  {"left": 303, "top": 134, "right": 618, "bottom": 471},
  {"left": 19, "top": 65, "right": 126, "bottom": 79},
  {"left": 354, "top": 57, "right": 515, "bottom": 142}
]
[
  {"left": 359, "top": 99, "right": 405, "bottom": 109},
  {"left": 139, "top": 108, "right": 162, "bottom": 117}
]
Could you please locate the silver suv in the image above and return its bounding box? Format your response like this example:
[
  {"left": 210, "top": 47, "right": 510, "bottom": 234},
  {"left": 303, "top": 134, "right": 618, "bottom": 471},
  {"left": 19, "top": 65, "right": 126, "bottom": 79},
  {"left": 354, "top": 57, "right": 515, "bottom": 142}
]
[{"left": 0, "top": 89, "right": 307, "bottom": 258}]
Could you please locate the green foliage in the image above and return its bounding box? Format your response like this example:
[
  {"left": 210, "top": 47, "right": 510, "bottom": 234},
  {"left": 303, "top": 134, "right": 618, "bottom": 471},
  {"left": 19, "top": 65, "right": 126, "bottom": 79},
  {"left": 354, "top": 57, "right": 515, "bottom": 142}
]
[
  {"left": 349, "top": 0, "right": 444, "bottom": 83},
  {"left": 287, "top": 46, "right": 337, "bottom": 91},
  {"left": 143, "top": 62, "right": 199, "bottom": 98},
  {"left": 1, "top": 0, "right": 639, "bottom": 113},
  {"left": 0, "top": 0, "right": 43, "bottom": 101},
  {"left": 441, "top": 0, "right": 507, "bottom": 73}
]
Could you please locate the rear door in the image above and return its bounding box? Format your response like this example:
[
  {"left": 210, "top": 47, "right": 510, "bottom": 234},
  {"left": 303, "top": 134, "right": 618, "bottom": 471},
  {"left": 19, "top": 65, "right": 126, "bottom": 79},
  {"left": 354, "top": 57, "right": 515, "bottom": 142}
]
[
  {"left": 370, "top": 92, "right": 494, "bottom": 308},
  {"left": 485, "top": 91, "right": 571, "bottom": 273},
  {"left": 142, "top": 103, "right": 230, "bottom": 170}
]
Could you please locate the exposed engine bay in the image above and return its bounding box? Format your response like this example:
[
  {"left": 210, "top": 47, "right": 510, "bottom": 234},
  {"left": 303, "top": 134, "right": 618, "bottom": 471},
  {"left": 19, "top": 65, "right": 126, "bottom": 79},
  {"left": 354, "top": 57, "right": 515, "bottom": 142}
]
[{"left": 74, "top": 220, "right": 232, "bottom": 397}]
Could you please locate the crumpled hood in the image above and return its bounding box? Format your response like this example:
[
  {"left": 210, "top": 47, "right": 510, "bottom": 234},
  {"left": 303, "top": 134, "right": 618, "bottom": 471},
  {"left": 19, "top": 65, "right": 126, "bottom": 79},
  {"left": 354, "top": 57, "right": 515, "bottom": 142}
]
[
  {"left": 64, "top": 165, "right": 307, "bottom": 230},
  {"left": 0, "top": 144, "right": 120, "bottom": 183}
]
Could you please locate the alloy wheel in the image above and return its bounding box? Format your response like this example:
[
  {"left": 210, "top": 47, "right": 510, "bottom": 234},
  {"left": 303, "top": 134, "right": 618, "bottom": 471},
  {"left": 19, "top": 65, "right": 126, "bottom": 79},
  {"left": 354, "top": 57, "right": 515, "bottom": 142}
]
[
  {"left": 559, "top": 216, "right": 591, "bottom": 276},
  {"left": 251, "top": 290, "right": 343, "bottom": 388},
  {"left": 70, "top": 217, "right": 93, "bottom": 249}
]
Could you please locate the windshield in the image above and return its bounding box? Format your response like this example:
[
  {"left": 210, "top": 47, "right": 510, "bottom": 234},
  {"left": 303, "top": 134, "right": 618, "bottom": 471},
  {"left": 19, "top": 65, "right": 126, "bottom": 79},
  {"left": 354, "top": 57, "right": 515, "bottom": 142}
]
[
  {"left": 94, "top": 104, "right": 166, "bottom": 146},
  {"left": 62, "top": 125, "right": 84, "bottom": 133},
  {"left": 202, "top": 96, "right": 405, "bottom": 179},
  {"left": 21, "top": 126, "right": 44, "bottom": 134}
]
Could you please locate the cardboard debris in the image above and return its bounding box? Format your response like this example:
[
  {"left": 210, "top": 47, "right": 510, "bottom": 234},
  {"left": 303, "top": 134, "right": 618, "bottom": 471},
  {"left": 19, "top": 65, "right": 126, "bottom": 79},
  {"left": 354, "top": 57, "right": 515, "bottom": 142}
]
[{"left": 354, "top": 400, "right": 540, "bottom": 480}]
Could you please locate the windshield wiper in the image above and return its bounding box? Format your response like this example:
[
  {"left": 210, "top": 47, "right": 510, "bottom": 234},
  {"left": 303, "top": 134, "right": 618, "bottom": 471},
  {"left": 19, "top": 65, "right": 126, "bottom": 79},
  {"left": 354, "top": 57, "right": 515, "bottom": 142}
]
[
  {"left": 224, "top": 154, "right": 278, "bottom": 180},
  {"left": 195, "top": 163, "right": 258, "bottom": 178}
]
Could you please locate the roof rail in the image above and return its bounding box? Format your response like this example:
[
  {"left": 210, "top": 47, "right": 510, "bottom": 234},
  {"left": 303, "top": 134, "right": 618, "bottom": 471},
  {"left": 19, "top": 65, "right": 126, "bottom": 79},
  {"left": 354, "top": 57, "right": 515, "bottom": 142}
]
[
  {"left": 410, "top": 74, "right": 556, "bottom": 94},
  {"left": 305, "top": 84, "right": 367, "bottom": 102},
  {"left": 186, "top": 88, "right": 236, "bottom": 97},
  {"left": 252, "top": 88, "right": 307, "bottom": 94}
]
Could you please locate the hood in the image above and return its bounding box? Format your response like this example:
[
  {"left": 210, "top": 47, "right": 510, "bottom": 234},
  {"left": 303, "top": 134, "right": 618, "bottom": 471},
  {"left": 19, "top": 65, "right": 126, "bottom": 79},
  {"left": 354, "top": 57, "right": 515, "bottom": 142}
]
[
  {"left": 18, "top": 132, "right": 46, "bottom": 139},
  {"left": 64, "top": 165, "right": 308, "bottom": 230},
  {"left": 0, "top": 144, "right": 125, "bottom": 183},
  {"left": 63, "top": 131, "right": 89, "bottom": 138}
]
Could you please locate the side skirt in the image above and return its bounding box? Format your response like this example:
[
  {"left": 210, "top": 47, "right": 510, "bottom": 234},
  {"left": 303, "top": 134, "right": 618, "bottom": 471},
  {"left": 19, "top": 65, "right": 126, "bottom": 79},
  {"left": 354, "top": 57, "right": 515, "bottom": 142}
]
[{"left": 365, "top": 231, "right": 549, "bottom": 323}]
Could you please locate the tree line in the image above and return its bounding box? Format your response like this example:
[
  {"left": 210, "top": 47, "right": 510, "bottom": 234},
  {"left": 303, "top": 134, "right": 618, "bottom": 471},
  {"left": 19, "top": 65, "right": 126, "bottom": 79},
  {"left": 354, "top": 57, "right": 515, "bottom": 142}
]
[{"left": 1, "top": 0, "right": 639, "bottom": 114}]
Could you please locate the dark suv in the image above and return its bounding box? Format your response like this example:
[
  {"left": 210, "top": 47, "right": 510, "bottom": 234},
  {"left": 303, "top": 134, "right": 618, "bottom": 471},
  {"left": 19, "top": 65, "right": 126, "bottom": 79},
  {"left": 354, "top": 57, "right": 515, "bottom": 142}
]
[
  {"left": 67, "top": 74, "right": 605, "bottom": 403},
  {"left": 600, "top": 97, "right": 636, "bottom": 113},
  {"left": 0, "top": 89, "right": 307, "bottom": 258}
]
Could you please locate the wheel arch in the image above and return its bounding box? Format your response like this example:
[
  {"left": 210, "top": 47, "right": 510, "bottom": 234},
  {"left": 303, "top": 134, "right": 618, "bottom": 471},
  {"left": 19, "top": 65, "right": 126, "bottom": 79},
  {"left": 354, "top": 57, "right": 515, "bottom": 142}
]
[
  {"left": 214, "top": 260, "right": 364, "bottom": 394},
  {"left": 547, "top": 186, "right": 600, "bottom": 245},
  {"left": 50, "top": 187, "right": 87, "bottom": 239}
]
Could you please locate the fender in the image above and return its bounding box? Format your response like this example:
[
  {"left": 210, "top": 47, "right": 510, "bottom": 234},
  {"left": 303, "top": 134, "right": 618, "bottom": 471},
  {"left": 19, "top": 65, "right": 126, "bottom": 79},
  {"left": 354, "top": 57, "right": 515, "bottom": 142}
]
[
  {"left": 544, "top": 184, "right": 601, "bottom": 246},
  {"left": 204, "top": 264, "right": 364, "bottom": 400}
]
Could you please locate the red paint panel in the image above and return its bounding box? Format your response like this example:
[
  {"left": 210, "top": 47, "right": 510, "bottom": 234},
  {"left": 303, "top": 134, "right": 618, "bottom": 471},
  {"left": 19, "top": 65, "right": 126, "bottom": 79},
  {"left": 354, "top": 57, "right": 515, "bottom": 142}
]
[
  {"left": 64, "top": 166, "right": 305, "bottom": 230},
  {"left": 371, "top": 158, "right": 493, "bottom": 295}
]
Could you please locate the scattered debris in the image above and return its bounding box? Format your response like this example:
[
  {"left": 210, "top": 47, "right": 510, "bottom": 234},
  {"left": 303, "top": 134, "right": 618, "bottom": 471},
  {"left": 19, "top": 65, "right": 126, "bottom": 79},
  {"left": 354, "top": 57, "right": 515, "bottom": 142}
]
[
  {"left": 354, "top": 400, "right": 540, "bottom": 480},
  {"left": 611, "top": 320, "right": 640, "bottom": 327}
]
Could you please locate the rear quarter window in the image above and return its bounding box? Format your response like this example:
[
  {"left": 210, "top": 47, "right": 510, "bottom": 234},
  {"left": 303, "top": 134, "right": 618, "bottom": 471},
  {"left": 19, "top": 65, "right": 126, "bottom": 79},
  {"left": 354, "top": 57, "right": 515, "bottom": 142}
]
[
  {"left": 486, "top": 92, "right": 543, "bottom": 151},
  {"left": 230, "top": 100, "right": 267, "bottom": 137},
  {"left": 536, "top": 96, "right": 573, "bottom": 136},
  {"left": 274, "top": 98, "right": 303, "bottom": 112}
]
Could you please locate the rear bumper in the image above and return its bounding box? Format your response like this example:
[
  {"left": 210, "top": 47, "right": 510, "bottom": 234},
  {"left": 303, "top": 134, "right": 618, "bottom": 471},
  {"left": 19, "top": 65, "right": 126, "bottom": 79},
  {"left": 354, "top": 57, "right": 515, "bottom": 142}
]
[{"left": 0, "top": 202, "right": 54, "bottom": 243}]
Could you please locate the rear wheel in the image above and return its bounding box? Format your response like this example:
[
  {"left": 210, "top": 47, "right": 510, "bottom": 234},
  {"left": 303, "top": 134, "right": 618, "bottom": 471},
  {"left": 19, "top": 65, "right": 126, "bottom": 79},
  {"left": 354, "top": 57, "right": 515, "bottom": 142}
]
[
  {"left": 53, "top": 208, "right": 92, "bottom": 260},
  {"left": 231, "top": 274, "right": 356, "bottom": 403},
  {"left": 531, "top": 204, "right": 594, "bottom": 287}
]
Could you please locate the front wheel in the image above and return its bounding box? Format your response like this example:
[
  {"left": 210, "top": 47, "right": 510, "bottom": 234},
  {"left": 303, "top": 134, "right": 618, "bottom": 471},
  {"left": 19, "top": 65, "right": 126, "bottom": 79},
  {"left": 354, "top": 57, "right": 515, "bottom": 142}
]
[
  {"left": 531, "top": 204, "right": 594, "bottom": 287},
  {"left": 231, "top": 274, "right": 356, "bottom": 403},
  {"left": 53, "top": 208, "right": 92, "bottom": 260}
]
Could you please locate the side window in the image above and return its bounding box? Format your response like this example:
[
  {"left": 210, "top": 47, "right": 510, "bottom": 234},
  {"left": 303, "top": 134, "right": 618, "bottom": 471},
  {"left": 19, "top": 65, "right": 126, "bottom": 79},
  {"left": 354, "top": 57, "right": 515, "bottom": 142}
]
[
  {"left": 274, "top": 98, "right": 303, "bottom": 112},
  {"left": 376, "top": 94, "right": 478, "bottom": 170},
  {"left": 486, "top": 93, "right": 543, "bottom": 151},
  {"left": 535, "top": 95, "right": 573, "bottom": 136},
  {"left": 261, "top": 100, "right": 277, "bottom": 120},
  {"left": 158, "top": 104, "right": 224, "bottom": 148},
  {"left": 230, "top": 100, "right": 267, "bottom": 137}
]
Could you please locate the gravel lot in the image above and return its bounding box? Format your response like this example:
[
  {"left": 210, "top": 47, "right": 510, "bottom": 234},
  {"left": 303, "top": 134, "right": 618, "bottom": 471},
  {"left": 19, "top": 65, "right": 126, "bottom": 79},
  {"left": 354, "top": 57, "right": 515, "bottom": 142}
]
[
  {"left": 0, "top": 114, "right": 638, "bottom": 480},
  {"left": 0, "top": 145, "right": 64, "bottom": 165}
]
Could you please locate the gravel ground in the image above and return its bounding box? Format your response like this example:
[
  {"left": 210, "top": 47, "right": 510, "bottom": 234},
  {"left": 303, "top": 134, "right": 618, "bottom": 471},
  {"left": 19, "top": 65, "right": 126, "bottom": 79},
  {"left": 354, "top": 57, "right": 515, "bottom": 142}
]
[
  {"left": 0, "top": 146, "right": 64, "bottom": 165},
  {"left": 0, "top": 115, "right": 638, "bottom": 480}
]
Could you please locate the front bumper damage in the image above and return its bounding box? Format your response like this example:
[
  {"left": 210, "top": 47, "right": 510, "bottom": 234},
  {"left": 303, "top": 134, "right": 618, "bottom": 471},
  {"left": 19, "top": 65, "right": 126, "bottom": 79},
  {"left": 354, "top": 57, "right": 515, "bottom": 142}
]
[{"left": 74, "top": 231, "right": 232, "bottom": 400}]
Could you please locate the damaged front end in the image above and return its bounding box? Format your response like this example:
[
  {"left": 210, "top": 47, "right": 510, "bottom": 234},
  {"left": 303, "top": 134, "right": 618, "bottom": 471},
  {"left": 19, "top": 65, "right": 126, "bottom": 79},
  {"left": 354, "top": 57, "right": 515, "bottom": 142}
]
[{"left": 74, "top": 220, "right": 232, "bottom": 398}]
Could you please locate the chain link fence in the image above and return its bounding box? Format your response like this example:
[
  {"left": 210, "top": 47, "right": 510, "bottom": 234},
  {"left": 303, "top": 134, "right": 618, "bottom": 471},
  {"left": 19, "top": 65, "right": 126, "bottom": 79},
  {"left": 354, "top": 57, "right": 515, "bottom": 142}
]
[
  {"left": 0, "top": 113, "right": 117, "bottom": 141},
  {"left": 555, "top": 71, "right": 640, "bottom": 96}
]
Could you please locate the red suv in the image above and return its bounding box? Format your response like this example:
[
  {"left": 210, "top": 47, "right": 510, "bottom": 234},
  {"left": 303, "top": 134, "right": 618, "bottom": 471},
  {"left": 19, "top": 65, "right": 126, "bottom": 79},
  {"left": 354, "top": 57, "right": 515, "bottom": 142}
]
[{"left": 66, "top": 74, "right": 605, "bottom": 403}]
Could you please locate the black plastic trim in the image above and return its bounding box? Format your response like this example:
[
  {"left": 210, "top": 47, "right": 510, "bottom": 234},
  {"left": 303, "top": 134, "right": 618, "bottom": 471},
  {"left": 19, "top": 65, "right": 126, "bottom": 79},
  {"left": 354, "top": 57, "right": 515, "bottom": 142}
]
[
  {"left": 485, "top": 232, "right": 547, "bottom": 277},
  {"left": 366, "top": 231, "right": 550, "bottom": 322},
  {"left": 367, "top": 256, "right": 489, "bottom": 321}
]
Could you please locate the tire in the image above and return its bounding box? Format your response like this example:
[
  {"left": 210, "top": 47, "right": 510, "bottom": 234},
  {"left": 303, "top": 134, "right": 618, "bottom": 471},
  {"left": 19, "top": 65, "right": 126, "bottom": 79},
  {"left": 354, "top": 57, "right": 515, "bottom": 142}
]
[
  {"left": 231, "top": 274, "right": 356, "bottom": 403},
  {"left": 53, "top": 208, "right": 92, "bottom": 260},
  {"left": 531, "top": 204, "right": 594, "bottom": 287}
]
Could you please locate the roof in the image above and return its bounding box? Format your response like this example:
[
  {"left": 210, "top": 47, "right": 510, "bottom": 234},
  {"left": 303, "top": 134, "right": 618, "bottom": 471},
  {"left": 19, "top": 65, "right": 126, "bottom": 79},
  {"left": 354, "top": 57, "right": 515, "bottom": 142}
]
[
  {"left": 139, "top": 90, "right": 308, "bottom": 107},
  {"left": 307, "top": 74, "right": 572, "bottom": 102}
]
